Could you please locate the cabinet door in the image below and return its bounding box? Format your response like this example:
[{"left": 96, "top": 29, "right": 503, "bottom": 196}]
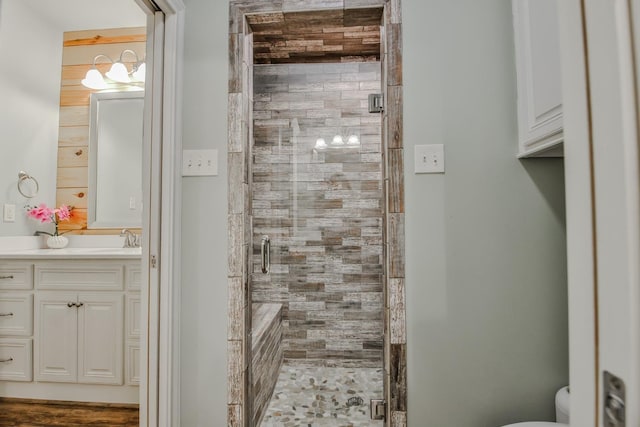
[
  {"left": 77, "top": 293, "right": 123, "bottom": 385},
  {"left": 35, "top": 293, "right": 78, "bottom": 383},
  {"left": 513, "top": 0, "right": 564, "bottom": 156}
]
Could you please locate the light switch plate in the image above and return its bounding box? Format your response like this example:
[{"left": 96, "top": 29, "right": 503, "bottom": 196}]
[
  {"left": 415, "top": 144, "right": 445, "bottom": 174},
  {"left": 182, "top": 149, "right": 218, "bottom": 176},
  {"left": 3, "top": 204, "right": 15, "bottom": 222}
]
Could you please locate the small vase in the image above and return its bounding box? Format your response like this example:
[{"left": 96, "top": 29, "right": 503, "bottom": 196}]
[{"left": 46, "top": 235, "right": 69, "bottom": 249}]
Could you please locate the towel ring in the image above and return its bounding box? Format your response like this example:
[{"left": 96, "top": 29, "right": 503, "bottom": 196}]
[{"left": 17, "top": 171, "right": 39, "bottom": 198}]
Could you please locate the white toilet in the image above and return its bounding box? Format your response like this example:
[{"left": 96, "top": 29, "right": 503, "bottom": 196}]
[{"left": 502, "top": 386, "right": 570, "bottom": 427}]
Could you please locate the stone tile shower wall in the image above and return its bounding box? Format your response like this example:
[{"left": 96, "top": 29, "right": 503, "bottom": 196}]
[{"left": 251, "top": 62, "right": 383, "bottom": 367}]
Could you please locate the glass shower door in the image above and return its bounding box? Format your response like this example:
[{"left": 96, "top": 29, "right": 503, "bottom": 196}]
[{"left": 251, "top": 62, "right": 384, "bottom": 426}]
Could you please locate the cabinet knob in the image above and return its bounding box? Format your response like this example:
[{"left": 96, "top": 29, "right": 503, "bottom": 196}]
[
  {"left": 0, "top": 312, "right": 14, "bottom": 317},
  {"left": 0, "top": 275, "right": 14, "bottom": 280},
  {"left": 77, "top": 302, "right": 84, "bottom": 307},
  {"left": 0, "top": 357, "right": 13, "bottom": 363},
  {"left": 67, "top": 302, "right": 76, "bottom": 308}
]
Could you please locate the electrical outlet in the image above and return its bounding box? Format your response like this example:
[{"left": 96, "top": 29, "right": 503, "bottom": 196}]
[
  {"left": 415, "top": 144, "right": 445, "bottom": 174},
  {"left": 3, "top": 204, "right": 15, "bottom": 222},
  {"left": 182, "top": 149, "right": 218, "bottom": 176}
]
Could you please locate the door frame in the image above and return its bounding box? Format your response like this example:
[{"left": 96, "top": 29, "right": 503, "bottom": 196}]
[
  {"left": 227, "top": 1, "right": 406, "bottom": 426},
  {"left": 558, "top": 1, "right": 598, "bottom": 425},
  {"left": 134, "top": 0, "right": 184, "bottom": 426},
  {"left": 560, "top": 0, "right": 640, "bottom": 425}
]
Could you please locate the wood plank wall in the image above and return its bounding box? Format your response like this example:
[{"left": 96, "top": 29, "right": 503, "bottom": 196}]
[
  {"left": 248, "top": 9, "right": 383, "bottom": 64},
  {"left": 56, "top": 27, "right": 145, "bottom": 234}
]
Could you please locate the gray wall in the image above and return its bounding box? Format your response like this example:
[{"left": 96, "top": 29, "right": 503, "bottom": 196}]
[
  {"left": 0, "top": 1, "right": 60, "bottom": 236},
  {"left": 180, "top": 0, "right": 569, "bottom": 425},
  {"left": 404, "top": 1, "right": 568, "bottom": 426},
  {"left": 180, "top": 0, "right": 228, "bottom": 424}
]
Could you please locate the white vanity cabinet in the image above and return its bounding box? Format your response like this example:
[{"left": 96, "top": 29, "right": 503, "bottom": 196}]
[
  {"left": 33, "top": 260, "right": 130, "bottom": 385},
  {"left": 512, "top": 0, "right": 564, "bottom": 157},
  {"left": 0, "top": 256, "right": 141, "bottom": 403},
  {"left": 36, "top": 292, "right": 123, "bottom": 385},
  {"left": 0, "top": 262, "right": 34, "bottom": 382}
]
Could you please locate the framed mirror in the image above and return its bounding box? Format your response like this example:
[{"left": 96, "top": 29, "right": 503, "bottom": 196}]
[{"left": 88, "top": 91, "right": 144, "bottom": 228}]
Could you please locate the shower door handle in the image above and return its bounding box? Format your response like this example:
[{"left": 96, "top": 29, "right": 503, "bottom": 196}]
[{"left": 261, "top": 236, "right": 271, "bottom": 274}]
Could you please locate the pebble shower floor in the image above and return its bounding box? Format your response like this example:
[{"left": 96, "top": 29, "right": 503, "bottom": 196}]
[{"left": 260, "top": 364, "right": 384, "bottom": 426}]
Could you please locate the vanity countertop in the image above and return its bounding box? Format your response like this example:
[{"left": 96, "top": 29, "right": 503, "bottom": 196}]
[{"left": 0, "top": 247, "right": 142, "bottom": 260}]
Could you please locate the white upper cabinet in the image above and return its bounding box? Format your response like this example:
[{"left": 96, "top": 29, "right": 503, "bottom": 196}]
[{"left": 513, "top": 0, "right": 564, "bottom": 157}]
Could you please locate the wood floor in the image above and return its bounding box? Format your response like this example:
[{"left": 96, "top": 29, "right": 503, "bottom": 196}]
[{"left": 0, "top": 399, "right": 139, "bottom": 426}]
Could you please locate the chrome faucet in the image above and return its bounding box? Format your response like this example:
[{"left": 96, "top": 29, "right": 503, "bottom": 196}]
[{"left": 120, "top": 229, "right": 140, "bottom": 248}]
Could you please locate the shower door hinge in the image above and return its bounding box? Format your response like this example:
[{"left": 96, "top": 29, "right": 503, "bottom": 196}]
[
  {"left": 369, "top": 93, "right": 384, "bottom": 113},
  {"left": 370, "top": 399, "right": 386, "bottom": 421},
  {"left": 604, "top": 371, "right": 626, "bottom": 426}
]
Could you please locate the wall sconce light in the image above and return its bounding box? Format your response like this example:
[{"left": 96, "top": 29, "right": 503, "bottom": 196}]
[
  {"left": 315, "top": 138, "right": 328, "bottom": 149},
  {"left": 81, "top": 54, "right": 110, "bottom": 89},
  {"left": 132, "top": 62, "right": 146, "bottom": 82},
  {"left": 313, "top": 133, "right": 361, "bottom": 153},
  {"left": 331, "top": 135, "right": 345, "bottom": 146},
  {"left": 81, "top": 50, "right": 145, "bottom": 90}
]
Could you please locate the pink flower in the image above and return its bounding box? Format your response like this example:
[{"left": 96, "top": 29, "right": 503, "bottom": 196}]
[
  {"left": 26, "top": 203, "right": 73, "bottom": 228},
  {"left": 55, "top": 205, "right": 71, "bottom": 221},
  {"left": 27, "top": 204, "right": 54, "bottom": 223}
]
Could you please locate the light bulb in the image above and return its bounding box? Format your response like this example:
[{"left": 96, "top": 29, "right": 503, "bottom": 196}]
[
  {"left": 347, "top": 135, "right": 360, "bottom": 145},
  {"left": 106, "top": 62, "right": 131, "bottom": 83},
  {"left": 331, "top": 135, "right": 344, "bottom": 146},
  {"left": 81, "top": 68, "right": 107, "bottom": 89},
  {"left": 132, "top": 63, "right": 146, "bottom": 82},
  {"left": 315, "top": 138, "right": 327, "bottom": 149}
]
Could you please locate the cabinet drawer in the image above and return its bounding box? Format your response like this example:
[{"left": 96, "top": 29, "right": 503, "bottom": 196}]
[
  {"left": 125, "top": 341, "right": 140, "bottom": 386},
  {"left": 126, "top": 263, "right": 142, "bottom": 291},
  {"left": 0, "top": 293, "right": 33, "bottom": 336},
  {"left": 0, "top": 338, "right": 32, "bottom": 381},
  {"left": 35, "top": 262, "right": 124, "bottom": 291},
  {"left": 0, "top": 263, "right": 33, "bottom": 290}
]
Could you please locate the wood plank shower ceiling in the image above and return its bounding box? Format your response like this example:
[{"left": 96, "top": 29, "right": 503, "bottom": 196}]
[{"left": 247, "top": 8, "right": 383, "bottom": 64}]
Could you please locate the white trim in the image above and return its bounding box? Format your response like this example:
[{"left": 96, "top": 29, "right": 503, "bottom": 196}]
[
  {"left": 157, "top": 3, "right": 185, "bottom": 426},
  {"left": 145, "top": 12, "right": 164, "bottom": 427},
  {"left": 136, "top": 0, "right": 184, "bottom": 426},
  {"left": 87, "top": 91, "right": 145, "bottom": 230},
  {"left": 139, "top": 8, "right": 158, "bottom": 427},
  {"left": 585, "top": 0, "right": 640, "bottom": 424},
  {"left": 558, "top": 1, "right": 597, "bottom": 425}
]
